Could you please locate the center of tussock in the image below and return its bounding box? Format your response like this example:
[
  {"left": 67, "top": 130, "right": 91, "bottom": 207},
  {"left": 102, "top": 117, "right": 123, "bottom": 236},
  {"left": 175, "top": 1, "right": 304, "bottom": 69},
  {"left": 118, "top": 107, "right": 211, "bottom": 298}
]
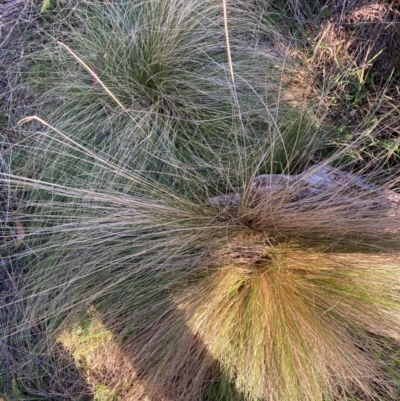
[{"left": 209, "top": 233, "right": 277, "bottom": 273}]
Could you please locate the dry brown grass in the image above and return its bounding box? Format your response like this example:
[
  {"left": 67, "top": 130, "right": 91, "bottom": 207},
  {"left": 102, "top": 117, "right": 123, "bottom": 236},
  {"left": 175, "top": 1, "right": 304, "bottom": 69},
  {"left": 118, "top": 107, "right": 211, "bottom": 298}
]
[
  {"left": 299, "top": 0, "right": 400, "bottom": 166},
  {"left": 311, "top": 1, "right": 400, "bottom": 78}
]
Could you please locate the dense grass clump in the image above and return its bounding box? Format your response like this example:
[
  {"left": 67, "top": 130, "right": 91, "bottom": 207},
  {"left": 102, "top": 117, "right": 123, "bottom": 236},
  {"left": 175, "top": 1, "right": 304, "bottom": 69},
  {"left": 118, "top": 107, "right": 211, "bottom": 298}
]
[
  {"left": 2, "top": 0, "right": 400, "bottom": 400},
  {"left": 23, "top": 0, "right": 322, "bottom": 191}
]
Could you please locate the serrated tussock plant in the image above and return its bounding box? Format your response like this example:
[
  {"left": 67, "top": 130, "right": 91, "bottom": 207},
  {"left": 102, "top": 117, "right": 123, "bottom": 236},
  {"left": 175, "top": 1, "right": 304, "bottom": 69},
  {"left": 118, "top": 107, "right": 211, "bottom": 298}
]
[
  {"left": 24, "top": 0, "right": 323, "bottom": 187},
  {"left": 2, "top": 1, "right": 400, "bottom": 400}
]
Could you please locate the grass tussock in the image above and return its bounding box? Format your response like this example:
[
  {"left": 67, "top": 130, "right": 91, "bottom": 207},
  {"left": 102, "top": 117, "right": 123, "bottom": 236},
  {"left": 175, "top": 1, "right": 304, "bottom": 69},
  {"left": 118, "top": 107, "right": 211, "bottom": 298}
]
[
  {"left": 180, "top": 237, "right": 400, "bottom": 400},
  {"left": 1, "top": 0, "right": 400, "bottom": 400},
  {"left": 21, "top": 0, "right": 324, "bottom": 185}
]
